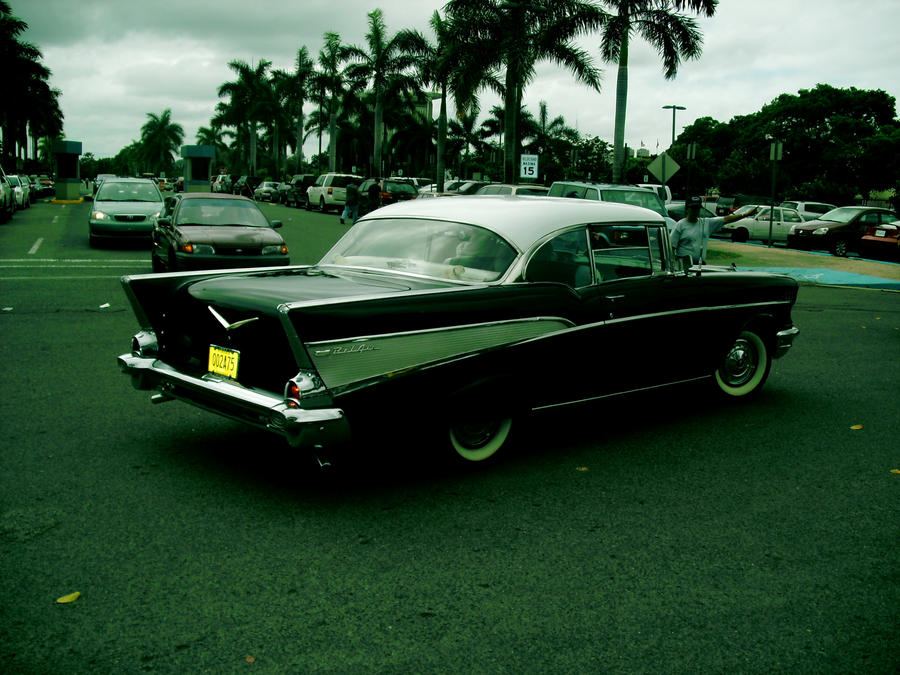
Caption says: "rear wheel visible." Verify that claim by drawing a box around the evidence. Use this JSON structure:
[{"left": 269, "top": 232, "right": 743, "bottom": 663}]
[
  {"left": 731, "top": 228, "right": 749, "bottom": 243},
  {"left": 831, "top": 239, "right": 849, "bottom": 257},
  {"left": 319, "top": 197, "right": 327, "bottom": 213},
  {"left": 448, "top": 417, "right": 513, "bottom": 462},
  {"left": 714, "top": 329, "right": 771, "bottom": 397}
]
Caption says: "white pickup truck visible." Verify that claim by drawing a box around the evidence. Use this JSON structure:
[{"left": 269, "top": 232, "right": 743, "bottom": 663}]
[{"left": 306, "top": 172, "right": 363, "bottom": 212}]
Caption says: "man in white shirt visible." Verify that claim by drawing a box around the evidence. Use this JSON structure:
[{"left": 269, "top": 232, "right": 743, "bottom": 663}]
[{"left": 670, "top": 196, "right": 753, "bottom": 265}]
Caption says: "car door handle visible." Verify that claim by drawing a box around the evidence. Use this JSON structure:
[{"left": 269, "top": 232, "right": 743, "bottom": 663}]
[{"left": 605, "top": 294, "right": 625, "bottom": 300}]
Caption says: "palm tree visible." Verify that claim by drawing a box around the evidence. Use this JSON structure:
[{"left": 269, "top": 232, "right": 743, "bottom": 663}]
[
  {"left": 397, "top": 10, "right": 495, "bottom": 191},
  {"left": 140, "top": 109, "right": 184, "bottom": 175},
  {"left": 316, "top": 32, "right": 349, "bottom": 172},
  {"left": 196, "top": 123, "right": 229, "bottom": 170},
  {"left": 0, "top": 1, "right": 62, "bottom": 166},
  {"left": 281, "top": 46, "right": 315, "bottom": 173},
  {"left": 446, "top": 0, "right": 605, "bottom": 183},
  {"left": 218, "top": 59, "right": 274, "bottom": 175},
  {"left": 343, "top": 9, "right": 420, "bottom": 177},
  {"left": 598, "top": 0, "right": 716, "bottom": 183}
]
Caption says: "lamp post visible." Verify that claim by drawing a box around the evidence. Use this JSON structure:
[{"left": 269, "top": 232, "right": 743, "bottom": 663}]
[{"left": 662, "top": 105, "right": 686, "bottom": 146}]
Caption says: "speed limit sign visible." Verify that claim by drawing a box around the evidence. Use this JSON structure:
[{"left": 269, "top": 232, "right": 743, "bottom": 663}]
[{"left": 519, "top": 154, "right": 538, "bottom": 179}]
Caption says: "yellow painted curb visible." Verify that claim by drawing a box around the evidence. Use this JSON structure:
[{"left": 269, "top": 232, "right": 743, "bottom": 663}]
[{"left": 49, "top": 198, "right": 85, "bottom": 204}]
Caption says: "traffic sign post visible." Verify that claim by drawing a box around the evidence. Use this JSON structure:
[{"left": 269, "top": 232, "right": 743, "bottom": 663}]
[
  {"left": 519, "top": 154, "right": 538, "bottom": 181},
  {"left": 647, "top": 151, "right": 680, "bottom": 184}
]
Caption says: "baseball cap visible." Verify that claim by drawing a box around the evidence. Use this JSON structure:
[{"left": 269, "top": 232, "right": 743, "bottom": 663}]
[{"left": 686, "top": 196, "right": 702, "bottom": 207}]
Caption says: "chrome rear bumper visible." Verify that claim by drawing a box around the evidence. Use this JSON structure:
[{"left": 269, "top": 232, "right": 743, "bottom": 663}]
[{"left": 118, "top": 354, "right": 350, "bottom": 450}]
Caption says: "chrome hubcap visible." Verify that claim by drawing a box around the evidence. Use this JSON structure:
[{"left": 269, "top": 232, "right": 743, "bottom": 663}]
[
  {"left": 452, "top": 421, "right": 501, "bottom": 449},
  {"left": 722, "top": 338, "right": 757, "bottom": 386}
]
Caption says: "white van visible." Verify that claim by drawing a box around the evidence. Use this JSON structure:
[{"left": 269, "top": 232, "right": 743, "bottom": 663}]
[{"left": 638, "top": 183, "right": 672, "bottom": 204}]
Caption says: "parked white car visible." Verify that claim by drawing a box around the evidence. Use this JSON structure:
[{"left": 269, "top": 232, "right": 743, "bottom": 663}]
[
  {"left": 779, "top": 200, "right": 837, "bottom": 221},
  {"left": 721, "top": 205, "right": 804, "bottom": 243},
  {"left": 0, "top": 164, "right": 14, "bottom": 222},
  {"left": 306, "top": 172, "right": 363, "bottom": 212},
  {"left": 7, "top": 174, "right": 31, "bottom": 209}
]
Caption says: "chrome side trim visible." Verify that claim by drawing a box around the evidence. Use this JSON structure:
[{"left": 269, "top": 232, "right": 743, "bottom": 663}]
[
  {"left": 309, "top": 317, "right": 573, "bottom": 389},
  {"left": 531, "top": 376, "right": 710, "bottom": 411}
]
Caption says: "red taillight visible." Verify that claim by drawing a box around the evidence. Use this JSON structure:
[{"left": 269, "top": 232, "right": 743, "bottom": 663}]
[
  {"left": 327, "top": 187, "right": 334, "bottom": 194},
  {"left": 285, "top": 380, "right": 301, "bottom": 406}
]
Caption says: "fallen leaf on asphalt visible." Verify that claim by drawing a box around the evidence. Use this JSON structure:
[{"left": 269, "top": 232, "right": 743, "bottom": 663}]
[
  {"left": 850, "top": 424, "right": 863, "bottom": 430},
  {"left": 55, "top": 591, "right": 80, "bottom": 604},
  {"left": 246, "top": 656, "right": 256, "bottom": 663},
  {"left": 891, "top": 470, "right": 900, "bottom": 475},
  {"left": 576, "top": 467, "right": 588, "bottom": 472}
]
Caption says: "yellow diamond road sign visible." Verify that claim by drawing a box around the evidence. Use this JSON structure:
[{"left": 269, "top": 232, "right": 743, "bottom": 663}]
[{"left": 647, "top": 152, "right": 680, "bottom": 183}]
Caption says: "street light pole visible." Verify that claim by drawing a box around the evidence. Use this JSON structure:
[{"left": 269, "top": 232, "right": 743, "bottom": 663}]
[{"left": 662, "top": 105, "right": 686, "bottom": 146}]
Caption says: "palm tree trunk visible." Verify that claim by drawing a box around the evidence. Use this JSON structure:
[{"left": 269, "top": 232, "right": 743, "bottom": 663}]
[
  {"left": 437, "top": 83, "right": 447, "bottom": 191},
  {"left": 374, "top": 91, "right": 384, "bottom": 177},
  {"left": 503, "top": 66, "right": 519, "bottom": 184},
  {"left": 249, "top": 121, "right": 258, "bottom": 175},
  {"left": 612, "top": 32, "right": 630, "bottom": 184},
  {"left": 296, "top": 111, "right": 304, "bottom": 173},
  {"left": 328, "top": 96, "right": 338, "bottom": 172}
]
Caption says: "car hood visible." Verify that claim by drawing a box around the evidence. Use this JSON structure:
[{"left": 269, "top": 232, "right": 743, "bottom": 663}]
[
  {"left": 178, "top": 225, "right": 284, "bottom": 245},
  {"left": 185, "top": 265, "right": 456, "bottom": 314},
  {"left": 93, "top": 200, "right": 162, "bottom": 216}
]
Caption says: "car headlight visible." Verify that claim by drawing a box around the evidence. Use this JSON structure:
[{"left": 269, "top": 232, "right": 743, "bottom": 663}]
[
  {"left": 262, "top": 244, "right": 288, "bottom": 255},
  {"left": 91, "top": 210, "right": 110, "bottom": 220},
  {"left": 182, "top": 243, "right": 215, "bottom": 254},
  {"left": 812, "top": 227, "right": 830, "bottom": 235}
]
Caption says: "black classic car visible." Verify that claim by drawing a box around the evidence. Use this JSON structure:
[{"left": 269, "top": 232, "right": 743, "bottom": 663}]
[{"left": 119, "top": 196, "right": 800, "bottom": 465}]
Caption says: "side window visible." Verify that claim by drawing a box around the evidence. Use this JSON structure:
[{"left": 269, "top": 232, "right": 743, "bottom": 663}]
[
  {"left": 315, "top": 176, "right": 325, "bottom": 187},
  {"left": 585, "top": 188, "right": 599, "bottom": 200},
  {"left": 497, "top": 186, "right": 512, "bottom": 195},
  {"left": 757, "top": 207, "right": 771, "bottom": 220},
  {"left": 591, "top": 224, "right": 662, "bottom": 282},
  {"left": 525, "top": 229, "right": 592, "bottom": 287},
  {"left": 860, "top": 213, "right": 878, "bottom": 224},
  {"left": 783, "top": 210, "right": 802, "bottom": 223}
]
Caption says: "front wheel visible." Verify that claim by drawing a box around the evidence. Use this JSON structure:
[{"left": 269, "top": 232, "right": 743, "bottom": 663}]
[
  {"left": 714, "top": 329, "right": 771, "bottom": 397},
  {"left": 448, "top": 417, "right": 513, "bottom": 462}
]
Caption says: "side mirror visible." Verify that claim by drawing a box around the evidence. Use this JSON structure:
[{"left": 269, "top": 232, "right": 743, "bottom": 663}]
[
  {"left": 157, "top": 218, "right": 171, "bottom": 228},
  {"left": 271, "top": 220, "right": 283, "bottom": 229}
]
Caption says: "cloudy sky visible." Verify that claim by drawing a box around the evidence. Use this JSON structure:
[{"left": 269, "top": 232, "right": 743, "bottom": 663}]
[{"left": 13, "top": 0, "right": 900, "bottom": 164}]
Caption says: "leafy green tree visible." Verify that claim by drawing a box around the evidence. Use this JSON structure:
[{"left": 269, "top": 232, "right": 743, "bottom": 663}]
[
  {"left": 280, "top": 46, "right": 315, "bottom": 174},
  {"left": 344, "top": 9, "right": 420, "bottom": 177},
  {"left": 140, "top": 109, "right": 184, "bottom": 175},
  {"left": 597, "top": 0, "right": 715, "bottom": 183},
  {"left": 446, "top": 0, "right": 604, "bottom": 183},
  {"left": 196, "top": 123, "right": 229, "bottom": 170},
  {"left": 524, "top": 101, "right": 580, "bottom": 183}
]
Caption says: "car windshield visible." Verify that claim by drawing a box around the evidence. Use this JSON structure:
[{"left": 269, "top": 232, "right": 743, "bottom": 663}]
[
  {"left": 734, "top": 205, "right": 759, "bottom": 216},
  {"left": 175, "top": 198, "right": 271, "bottom": 228},
  {"left": 599, "top": 189, "right": 667, "bottom": 217},
  {"left": 96, "top": 182, "right": 161, "bottom": 202},
  {"left": 261, "top": 182, "right": 278, "bottom": 189},
  {"left": 8, "top": 176, "right": 20, "bottom": 186},
  {"left": 819, "top": 207, "right": 862, "bottom": 223},
  {"left": 320, "top": 218, "right": 517, "bottom": 282}
]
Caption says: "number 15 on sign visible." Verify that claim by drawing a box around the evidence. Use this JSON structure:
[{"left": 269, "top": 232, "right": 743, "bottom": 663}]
[{"left": 520, "top": 154, "right": 538, "bottom": 179}]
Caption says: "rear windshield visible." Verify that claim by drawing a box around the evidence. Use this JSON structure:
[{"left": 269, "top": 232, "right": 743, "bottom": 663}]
[
  {"left": 384, "top": 181, "right": 417, "bottom": 195},
  {"left": 330, "top": 176, "right": 359, "bottom": 188}
]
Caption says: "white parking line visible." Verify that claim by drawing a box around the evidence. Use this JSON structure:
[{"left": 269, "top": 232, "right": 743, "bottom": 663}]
[
  {"left": 27, "top": 238, "right": 44, "bottom": 255},
  {"left": 52, "top": 216, "right": 58, "bottom": 223}
]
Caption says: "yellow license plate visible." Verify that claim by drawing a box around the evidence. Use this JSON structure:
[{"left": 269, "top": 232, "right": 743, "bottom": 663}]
[{"left": 208, "top": 344, "right": 240, "bottom": 379}]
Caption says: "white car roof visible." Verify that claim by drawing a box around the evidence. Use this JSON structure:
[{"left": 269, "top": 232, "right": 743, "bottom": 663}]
[{"left": 358, "top": 195, "right": 665, "bottom": 251}]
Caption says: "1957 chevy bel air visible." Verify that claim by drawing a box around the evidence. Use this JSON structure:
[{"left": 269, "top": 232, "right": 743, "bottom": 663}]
[{"left": 118, "top": 196, "right": 800, "bottom": 464}]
